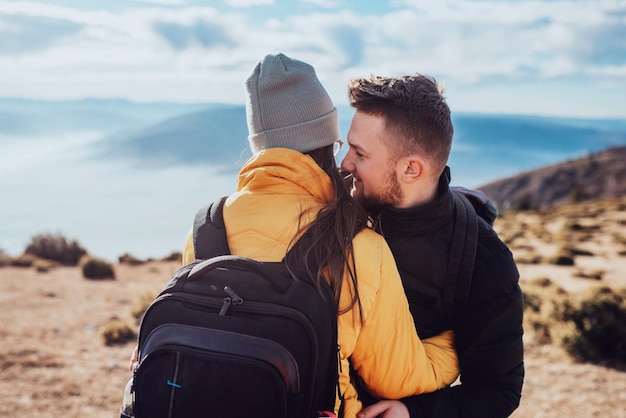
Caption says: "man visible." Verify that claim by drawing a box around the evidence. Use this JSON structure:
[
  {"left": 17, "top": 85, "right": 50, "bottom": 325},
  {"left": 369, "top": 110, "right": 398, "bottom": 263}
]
[{"left": 341, "top": 74, "right": 524, "bottom": 418}]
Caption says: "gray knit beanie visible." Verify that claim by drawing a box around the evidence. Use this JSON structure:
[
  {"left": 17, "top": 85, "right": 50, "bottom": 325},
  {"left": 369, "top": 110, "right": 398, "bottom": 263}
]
[{"left": 244, "top": 53, "right": 340, "bottom": 154}]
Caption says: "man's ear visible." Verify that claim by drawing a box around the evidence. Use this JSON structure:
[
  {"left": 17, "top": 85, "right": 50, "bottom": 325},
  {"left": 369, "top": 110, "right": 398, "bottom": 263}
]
[{"left": 400, "top": 155, "right": 426, "bottom": 183}]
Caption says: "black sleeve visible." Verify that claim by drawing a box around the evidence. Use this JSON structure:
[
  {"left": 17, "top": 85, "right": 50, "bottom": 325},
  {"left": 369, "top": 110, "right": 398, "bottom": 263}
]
[{"left": 401, "top": 244, "right": 525, "bottom": 418}]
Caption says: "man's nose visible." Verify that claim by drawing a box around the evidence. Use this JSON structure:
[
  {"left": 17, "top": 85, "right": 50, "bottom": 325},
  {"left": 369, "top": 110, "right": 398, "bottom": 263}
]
[{"left": 340, "top": 151, "right": 353, "bottom": 172}]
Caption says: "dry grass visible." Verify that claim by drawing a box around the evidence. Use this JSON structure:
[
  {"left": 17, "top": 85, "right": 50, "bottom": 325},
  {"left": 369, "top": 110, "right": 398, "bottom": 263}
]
[
  {"left": 497, "top": 196, "right": 626, "bottom": 417},
  {"left": 0, "top": 261, "right": 178, "bottom": 418},
  {"left": 2, "top": 196, "right": 626, "bottom": 417}
]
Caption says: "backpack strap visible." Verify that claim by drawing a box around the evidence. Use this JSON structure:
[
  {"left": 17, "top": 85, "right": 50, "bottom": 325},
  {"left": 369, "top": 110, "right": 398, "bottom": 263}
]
[
  {"left": 193, "top": 196, "right": 230, "bottom": 260},
  {"left": 443, "top": 191, "right": 479, "bottom": 324},
  {"left": 192, "top": 196, "right": 323, "bottom": 265},
  {"left": 450, "top": 185, "right": 498, "bottom": 226}
]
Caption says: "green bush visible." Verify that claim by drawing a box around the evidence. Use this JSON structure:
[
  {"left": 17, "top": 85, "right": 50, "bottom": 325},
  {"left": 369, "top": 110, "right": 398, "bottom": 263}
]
[
  {"left": 80, "top": 256, "right": 115, "bottom": 280},
  {"left": 24, "top": 233, "right": 87, "bottom": 266}
]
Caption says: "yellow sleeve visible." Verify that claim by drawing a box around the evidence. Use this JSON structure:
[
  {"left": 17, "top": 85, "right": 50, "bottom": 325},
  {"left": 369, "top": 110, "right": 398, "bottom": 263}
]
[
  {"left": 349, "top": 240, "right": 459, "bottom": 399},
  {"left": 422, "top": 330, "right": 459, "bottom": 387}
]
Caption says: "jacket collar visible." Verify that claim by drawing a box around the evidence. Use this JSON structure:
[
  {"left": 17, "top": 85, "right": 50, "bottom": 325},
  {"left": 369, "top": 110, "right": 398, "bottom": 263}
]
[{"left": 379, "top": 167, "right": 453, "bottom": 237}]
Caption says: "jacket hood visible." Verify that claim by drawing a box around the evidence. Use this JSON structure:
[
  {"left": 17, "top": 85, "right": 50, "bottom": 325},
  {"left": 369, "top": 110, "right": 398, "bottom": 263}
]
[{"left": 237, "top": 147, "right": 334, "bottom": 203}]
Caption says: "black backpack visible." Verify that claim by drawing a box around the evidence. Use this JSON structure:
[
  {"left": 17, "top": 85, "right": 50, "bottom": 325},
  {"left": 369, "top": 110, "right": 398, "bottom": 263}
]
[
  {"left": 131, "top": 197, "right": 339, "bottom": 418},
  {"left": 444, "top": 186, "right": 498, "bottom": 322}
]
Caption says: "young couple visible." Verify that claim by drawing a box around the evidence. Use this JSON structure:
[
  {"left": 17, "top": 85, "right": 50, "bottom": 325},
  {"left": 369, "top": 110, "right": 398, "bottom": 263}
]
[{"left": 180, "top": 52, "right": 524, "bottom": 418}]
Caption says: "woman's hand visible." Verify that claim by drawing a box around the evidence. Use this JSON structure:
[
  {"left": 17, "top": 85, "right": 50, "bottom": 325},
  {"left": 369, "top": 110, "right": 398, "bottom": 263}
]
[
  {"left": 357, "top": 400, "right": 409, "bottom": 418},
  {"left": 129, "top": 345, "right": 138, "bottom": 371}
]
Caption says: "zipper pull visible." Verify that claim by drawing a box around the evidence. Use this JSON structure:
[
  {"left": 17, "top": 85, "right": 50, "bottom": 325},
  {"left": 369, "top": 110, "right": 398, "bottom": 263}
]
[
  {"left": 219, "top": 297, "right": 232, "bottom": 316},
  {"left": 224, "top": 286, "right": 244, "bottom": 305},
  {"left": 218, "top": 286, "right": 243, "bottom": 316}
]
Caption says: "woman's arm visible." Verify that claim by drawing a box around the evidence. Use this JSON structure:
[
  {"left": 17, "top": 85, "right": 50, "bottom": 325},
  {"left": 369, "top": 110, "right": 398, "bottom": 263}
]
[{"left": 346, "top": 234, "right": 459, "bottom": 399}]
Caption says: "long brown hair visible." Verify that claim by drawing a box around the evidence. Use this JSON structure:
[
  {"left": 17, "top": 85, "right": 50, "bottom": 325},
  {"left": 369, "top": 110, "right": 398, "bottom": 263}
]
[{"left": 285, "top": 144, "right": 367, "bottom": 320}]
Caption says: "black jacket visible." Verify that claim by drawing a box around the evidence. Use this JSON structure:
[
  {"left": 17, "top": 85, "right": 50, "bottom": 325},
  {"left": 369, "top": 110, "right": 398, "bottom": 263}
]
[{"left": 375, "top": 172, "right": 524, "bottom": 417}]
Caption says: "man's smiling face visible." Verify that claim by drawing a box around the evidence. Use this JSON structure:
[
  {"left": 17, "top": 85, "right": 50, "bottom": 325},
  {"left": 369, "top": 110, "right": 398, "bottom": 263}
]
[{"left": 341, "top": 111, "right": 403, "bottom": 211}]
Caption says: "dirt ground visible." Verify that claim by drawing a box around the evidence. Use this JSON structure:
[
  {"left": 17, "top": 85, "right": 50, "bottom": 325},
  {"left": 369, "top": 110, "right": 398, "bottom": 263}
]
[{"left": 1, "top": 252, "right": 626, "bottom": 417}]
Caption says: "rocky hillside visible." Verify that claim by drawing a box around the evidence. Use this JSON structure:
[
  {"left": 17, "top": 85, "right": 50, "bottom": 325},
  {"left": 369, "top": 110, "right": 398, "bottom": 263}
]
[{"left": 478, "top": 145, "right": 626, "bottom": 210}]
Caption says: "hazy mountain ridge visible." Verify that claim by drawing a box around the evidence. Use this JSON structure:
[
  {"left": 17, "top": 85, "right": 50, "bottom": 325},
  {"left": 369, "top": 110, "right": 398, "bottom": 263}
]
[
  {"left": 2, "top": 98, "right": 626, "bottom": 188},
  {"left": 478, "top": 145, "right": 626, "bottom": 210},
  {"left": 86, "top": 103, "right": 626, "bottom": 186},
  {"left": 0, "top": 98, "right": 210, "bottom": 137},
  {"left": 91, "top": 105, "right": 252, "bottom": 171}
]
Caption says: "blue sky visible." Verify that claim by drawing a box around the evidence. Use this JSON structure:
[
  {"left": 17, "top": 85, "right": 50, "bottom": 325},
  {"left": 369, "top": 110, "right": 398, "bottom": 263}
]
[{"left": 1, "top": 0, "right": 625, "bottom": 118}]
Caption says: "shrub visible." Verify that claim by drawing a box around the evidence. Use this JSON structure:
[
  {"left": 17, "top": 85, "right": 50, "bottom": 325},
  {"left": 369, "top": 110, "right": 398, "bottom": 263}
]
[
  {"left": 32, "top": 258, "right": 58, "bottom": 273},
  {"left": 512, "top": 193, "right": 537, "bottom": 212},
  {"left": 557, "top": 286, "right": 626, "bottom": 365},
  {"left": 161, "top": 251, "right": 182, "bottom": 262},
  {"left": 563, "top": 245, "right": 594, "bottom": 257},
  {"left": 612, "top": 233, "right": 626, "bottom": 246},
  {"left": 11, "top": 253, "right": 39, "bottom": 268},
  {"left": 569, "top": 183, "right": 587, "bottom": 204},
  {"left": 547, "top": 246, "right": 575, "bottom": 266},
  {"left": 100, "top": 320, "right": 136, "bottom": 345},
  {"left": 130, "top": 292, "right": 156, "bottom": 324},
  {"left": 0, "top": 248, "right": 10, "bottom": 267},
  {"left": 573, "top": 269, "right": 605, "bottom": 281},
  {"left": 80, "top": 256, "right": 115, "bottom": 280},
  {"left": 521, "top": 278, "right": 570, "bottom": 344},
  {"left": 118, "top": 253, "right": 145, "bottom": 266},
  {"left": 514, "top": 252, "right": 542, "bottom": 265},
  {"left": 24, "top": 233, "right": 87, "bottom": 266},
  {"left": 523, "top": 278, "right": 626, "bottom": 367},
  {"left": 566, "top": 222, "right": 601, "bottom": 233}
]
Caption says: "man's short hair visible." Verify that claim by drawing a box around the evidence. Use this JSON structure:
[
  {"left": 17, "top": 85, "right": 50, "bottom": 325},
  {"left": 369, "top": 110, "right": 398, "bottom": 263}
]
[{"left": 347, "top": 74, "right": 453, "bottom": 177}]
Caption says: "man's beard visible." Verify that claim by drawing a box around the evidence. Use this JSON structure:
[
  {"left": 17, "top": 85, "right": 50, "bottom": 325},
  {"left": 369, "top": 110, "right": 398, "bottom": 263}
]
[{"left": 353, "top": 169, "right": 402, "bottom": 217}]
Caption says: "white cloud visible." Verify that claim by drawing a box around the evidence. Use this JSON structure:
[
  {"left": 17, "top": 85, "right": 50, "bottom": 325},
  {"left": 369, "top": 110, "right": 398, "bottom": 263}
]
[
  {"left": 224, "top": 0, "right": 274, "bottom": 7},
  {"left": 300, "top": 0, "right": 341, "bottom": 8},
  {"left": 131, "top": 0, "right": 187, "bottom": 4},
  {"left": 0, "top": 0, "right": 624, "bottom": 117}
]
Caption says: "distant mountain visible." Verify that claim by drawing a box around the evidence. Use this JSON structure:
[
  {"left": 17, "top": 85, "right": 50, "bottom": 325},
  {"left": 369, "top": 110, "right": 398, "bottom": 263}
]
[
  {"left": 0, "top": 98, "right": 209, "bottom": 137},
  {"left": 478, "top": 145, "right": 626, "bottom": 210},
  {"left": 90, "top": 104, "right": 356, "bottom": 172},
  {"left": 451, "top": 113, "right": 626, "bottom": 152},
  {"left": 91, "top": 105, "right": 252, "bottom": 172},
  {"left": 447, "top": 113, "right": 626, "bottom": 188},
  {"left": 3, "top": 98, "right": 626, "bottom": 187}
]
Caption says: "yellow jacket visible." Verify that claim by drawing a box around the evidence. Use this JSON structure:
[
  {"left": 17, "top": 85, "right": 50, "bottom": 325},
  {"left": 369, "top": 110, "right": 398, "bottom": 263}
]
[{"left": 182, "top": 148, "right": 459, "bottom": 417}]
